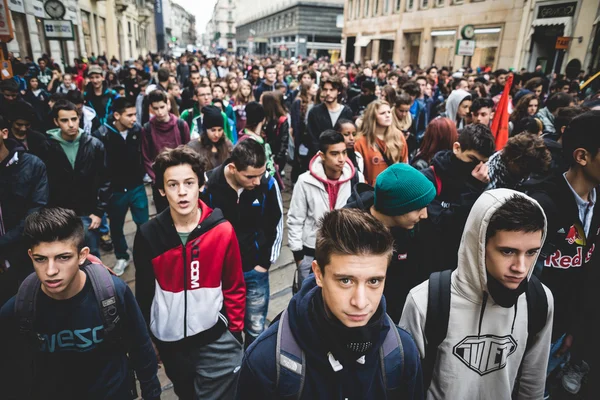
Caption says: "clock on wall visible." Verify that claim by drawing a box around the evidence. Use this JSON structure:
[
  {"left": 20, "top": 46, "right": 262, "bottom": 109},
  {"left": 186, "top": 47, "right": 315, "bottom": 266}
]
[
  {"left": 461, "top": 25, "right": 475, "bottom": 40},
  {"left": 44, "top": 0, "right": 67, "bottom": 19}
]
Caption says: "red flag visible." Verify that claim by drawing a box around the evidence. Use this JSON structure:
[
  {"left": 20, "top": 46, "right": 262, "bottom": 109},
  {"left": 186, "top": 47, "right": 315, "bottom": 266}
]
[{"left": 490, "top": 74, "right": 513, "bottom": 151}]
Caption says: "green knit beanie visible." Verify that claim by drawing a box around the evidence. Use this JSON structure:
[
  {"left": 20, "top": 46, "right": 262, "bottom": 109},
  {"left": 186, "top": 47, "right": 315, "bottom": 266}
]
[{"left": 374, "top": 164, "right": 436, "bottom": 216}]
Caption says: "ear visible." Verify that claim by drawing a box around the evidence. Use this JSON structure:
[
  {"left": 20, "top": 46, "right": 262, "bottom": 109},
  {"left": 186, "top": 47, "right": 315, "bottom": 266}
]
[
  {"left": 0, "top": 128, "right": 8, "bottom": 139},
  {"left": 452, "top": 142, "right": 461, "bottom": 154},
  {"left": 319, "top": 151, "right": 326, "bottom": 161},
  {"left": 312, "top": 260, "right": 324, "bottom": 287},
  {"left": 158, "top": 187, "right": 166, "bottom": 197},
  {"left": 573, "top": 148, "right": 588, "bottom": 166},
  {"left": 78, "top": 247, "right": 90, "bottom": 265}
]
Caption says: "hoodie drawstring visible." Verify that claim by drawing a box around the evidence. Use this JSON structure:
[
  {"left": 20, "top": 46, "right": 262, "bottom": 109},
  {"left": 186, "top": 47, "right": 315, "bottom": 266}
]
[
  {"left": 478, "top": 292, "right": 489, "bottom": 337},
  {"left": 510, "top": 302, "right": 518, "bottom": 335}
]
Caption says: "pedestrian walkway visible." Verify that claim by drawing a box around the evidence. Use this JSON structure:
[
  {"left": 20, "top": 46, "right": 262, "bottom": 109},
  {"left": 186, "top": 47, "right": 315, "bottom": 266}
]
[{"left": 99, "top": 172, "right": 295, "bottom": 399}]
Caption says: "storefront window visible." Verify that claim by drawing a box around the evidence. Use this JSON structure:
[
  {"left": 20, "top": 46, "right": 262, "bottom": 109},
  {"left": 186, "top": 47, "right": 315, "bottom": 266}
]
[{"left": 471, "top": 28, "right": 501, "bottom": 69}]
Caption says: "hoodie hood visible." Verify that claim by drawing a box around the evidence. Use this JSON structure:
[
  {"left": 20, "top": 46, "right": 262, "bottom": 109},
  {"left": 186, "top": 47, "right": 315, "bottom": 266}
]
[
  {"left": 455, "top": 188, "right": 547, "bottom": 303},
  {"left": 47, "top": 128, "right": 84, "bottom": 144},
  {"left": 81, "top": 105, "right": 97, "bottom": 135},
  {"left": 445, "top": 89, "right": 471, "bottom": 123},
  {"left": 308, "top": 153, "right": 355, "bottom": 185},
  {"left": 150, "top": 113, "right": 178, "bottom": 133}
]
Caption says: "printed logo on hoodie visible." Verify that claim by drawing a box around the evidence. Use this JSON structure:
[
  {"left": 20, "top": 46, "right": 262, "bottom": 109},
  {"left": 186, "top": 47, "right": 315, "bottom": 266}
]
[{"left": 453, "top": 334, "right": 517, "bottom": 376}]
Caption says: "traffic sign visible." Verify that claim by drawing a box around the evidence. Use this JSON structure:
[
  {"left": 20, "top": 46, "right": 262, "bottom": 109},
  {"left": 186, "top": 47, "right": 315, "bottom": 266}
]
[
  {"left": 0, "top": 0, "right": 14, "bottom": 42},
  {"left": 555, "top": 36, "right": 570, "bottom": 49},
  {"left": 456, "top": 40, "right": 475, "bottom": 56}
]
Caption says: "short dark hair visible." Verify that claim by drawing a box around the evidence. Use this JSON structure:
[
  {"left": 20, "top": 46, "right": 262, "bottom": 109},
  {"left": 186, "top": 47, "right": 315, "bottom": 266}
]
[
  {"left": 315, "top": 208, "right": 394, "bottom": 273},
  {"left": 451, "top": 78, "right": 467, "bottom": 90},
  {"left": 333, "top": 118, "right": 355, "bottom": 132},
  {"left": 493, "top": 69, "right": 508, "bottom": 78},
  {"left": 457, "top": 124, "right": 496, "bottom": 157},
  {"left": 52, "top": 100, "right": 78, "bottom": 120},
  {"left": 265, "top": 65, "right": 276, "bottom": 73},
  {"left": 395, "top": 92, "right": 412, "bottom": 107},
  {"left": 50, "top": 92, "right": 66, "bottom": 104},
  {"left": 319, "top": 76, "right": 342, "bottom": 92},
  {"left": 298, "top": 70, "right": 317, "bottom": 81},
  {"left": 546, "top": 92, "right": 573, "bottom": 113},
  {"left": 501, "top": 133, "right": 551, "bottom": 177},
  {"left": 486, "top": 195, "right": 545, "bottom": 242},
  {"left": 24, "top": 207, "right": 85, "bottom": 251},
  {"left": 426, "top": 66, "right": 438, "bottom": 74},
  {"left": 153, "top": 145, "right": 206, "bottom": 191},
  {"left": 194, "top": 84, "right": 211, "bottom": 96},
  {"left": 470, "top": 97, "right": 494, "bottom": 115},
  {"left": 148, "top": 90, "right": 168, "bottom": 105},
  {"left": 66, "top": 90, "right": 84, "bottom": 105},
  {"left": 112, "top": 97, "right": 135, "bottom": 114},
  {"left": 231, "top": 139, "right": 266, "bottom": 171},
  {"left": 553, "top": 106, "right": 589, "bottom": 138},
  {"left": 402, "top": 81, "right": 421, "bottom": 97},
  {"left": 157, "top": 68, "right": 170, "bottom": 83},
  {"left": 562, "top": 110, "right": 600, "bottom": 166},
  {"left": 244, "top": 101, "right": 266, "bottom": 129},
  {"left": 0, "top": 115, "right": 9, "bottom": 131},
  {"left": 0, "top": 79, "right": 19, "bottom": 93},
  {"left": 319, "top": 129, "right": 345, "bottom": 153}
]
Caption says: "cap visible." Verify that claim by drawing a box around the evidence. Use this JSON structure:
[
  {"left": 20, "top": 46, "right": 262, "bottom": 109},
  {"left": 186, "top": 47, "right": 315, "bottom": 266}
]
[{"left": 87, "top": 65, "right": 103, "bottom": 76}]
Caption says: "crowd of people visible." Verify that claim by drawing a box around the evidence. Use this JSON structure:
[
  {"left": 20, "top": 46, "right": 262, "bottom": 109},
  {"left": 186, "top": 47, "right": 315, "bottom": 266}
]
[{"left": 0, "top": 50, "right": 599, "bottom": 400}]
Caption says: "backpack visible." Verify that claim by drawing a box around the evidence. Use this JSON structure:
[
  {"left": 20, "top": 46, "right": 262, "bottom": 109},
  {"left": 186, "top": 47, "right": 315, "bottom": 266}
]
[
  {"left": 143, "top": 118, "right": 187, "bottom": 147},
  {"left": 422, "top": 270, "right": 548, "bottom": 388},
  {"left": 275, "top": 308, "right": 405, "bottom": 399},
  {"left": 15, "top": 261, "right": 123, "bottom": 349}
]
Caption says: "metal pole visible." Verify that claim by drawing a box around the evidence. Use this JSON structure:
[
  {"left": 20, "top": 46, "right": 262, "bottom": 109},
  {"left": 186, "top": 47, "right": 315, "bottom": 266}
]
[{"left": 549, "top": 49, "right": 560, "bottom": 88}]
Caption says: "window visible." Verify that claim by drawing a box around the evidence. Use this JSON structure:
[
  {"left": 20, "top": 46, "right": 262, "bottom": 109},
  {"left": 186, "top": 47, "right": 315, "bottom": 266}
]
[
  {"left": 356, "top": 0, "right": 361, "bottom": 18},
  {"left": 384, "top": 0, "right": 390, "bottom": 14},
  {"left": 435, "top": 0, "right": 445, "bottom": 6},
  {"left": 374, "top": 0, "right": 379, "bottom": 16},
  {"left": 452, "top": 0, "right": 464, "bottom": 4},
  {"left": 420, "top": 0, "right": 429, "bottom": 9},
  {"left": 406, "top": 0, "right": 415, "bottom": 11},
  {"left": 348, "top": 0, "right": 353, "bottom": 19},
  {"left": 364, "top": 0, "right": 370, "bottom": 17},
  {"left": 395, "top": 0, "right": 401, "bottom": 12},
  {"left": 228, "top": 11, "right": 233, "bottom": 20}
]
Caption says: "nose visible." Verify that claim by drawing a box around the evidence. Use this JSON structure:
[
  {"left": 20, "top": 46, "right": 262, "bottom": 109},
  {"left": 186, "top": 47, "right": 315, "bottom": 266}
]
[
  {"left": 420, "top": 208, "right": 428, "bottom": 219},
  {"left": 350, "top": 285, "right": 368, "bottom": 310},
  {"left": 177, "top": 183, "right": 187, "bottom": 196},
  {"left": 512, "top": 255, "right": 528, "bottom": 274},
  {"left": 253, "top": 176, "right": 261, "bottom": 186},
  {"left": 46, "top": 260, "right": 59, "bottom": 277}
]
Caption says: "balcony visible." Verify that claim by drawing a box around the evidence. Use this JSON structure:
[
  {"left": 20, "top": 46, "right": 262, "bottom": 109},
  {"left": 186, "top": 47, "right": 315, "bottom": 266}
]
[{"left": 115, "top": 0, "right": 132, "bottom": 13}]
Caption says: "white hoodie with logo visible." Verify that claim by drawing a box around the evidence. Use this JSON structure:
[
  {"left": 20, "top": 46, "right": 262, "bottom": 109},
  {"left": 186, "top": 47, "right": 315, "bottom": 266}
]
[{"left": 400, "top": 189, "right": 554, "bottom": 399}]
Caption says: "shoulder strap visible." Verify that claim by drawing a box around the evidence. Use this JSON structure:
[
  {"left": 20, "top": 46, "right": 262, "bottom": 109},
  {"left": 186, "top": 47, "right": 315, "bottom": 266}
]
[
  {"left": 275, "top": 115, "right": 287, "bottom": 136},
  {"left": 176, "top": 118, "right": 186, "bottom": 143},
  {"left": 424, "top": 269, "right": 452, "bottom": 388},
  {"left": 14, "top": 272, "right": 44, "bottom": 346},
  {"left": 525, "top": 274, "right": 548, "bottom": 352},
  {"left": 83, "top": 263, "right": 121, "bottom": 342},
  {"left": 380, "top": 315, "right": 405, "bottom": 397},
  {"left": 143, "top": 121, "right": 154, "bottom": 149},
  {"left": 373, "top": 141, "right": 392, "bottom": 167},
  {"left": 430, "top": 166, "right": 442, "bottom": 196},
  {"left": 276, "top": 309, "right": 305, "bottom": 400},
  {"left": 350, "top": 170, "right": 359, "bottom": 190}
]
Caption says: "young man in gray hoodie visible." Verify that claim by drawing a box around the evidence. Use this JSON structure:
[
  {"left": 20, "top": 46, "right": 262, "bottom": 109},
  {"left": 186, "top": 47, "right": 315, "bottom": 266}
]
[{"left": 400, "top": 189, "right": 553, "bottom": 399}]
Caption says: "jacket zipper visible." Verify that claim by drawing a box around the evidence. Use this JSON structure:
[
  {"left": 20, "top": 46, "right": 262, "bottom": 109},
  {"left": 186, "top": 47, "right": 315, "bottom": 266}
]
[{"left": 183, "top": 241, "right": 188, "bottom": 338}]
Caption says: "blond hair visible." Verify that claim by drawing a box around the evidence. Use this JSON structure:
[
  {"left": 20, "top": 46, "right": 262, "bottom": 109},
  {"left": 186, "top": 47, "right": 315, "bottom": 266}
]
[{"left": 359, "top": 100, "right": 405, "bottom": 163}]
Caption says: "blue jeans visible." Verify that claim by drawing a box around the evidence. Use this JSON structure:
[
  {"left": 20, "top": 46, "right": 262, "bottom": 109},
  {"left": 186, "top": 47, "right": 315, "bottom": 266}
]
[
  {"left": 99, "top": 214, "right": 109, "bottom": 235},
  {"left": 547, "top": 334, "right": 570, "bottom": 376},
  {"left": 243, "top": 269, "right": 270, "bottom": 344},
  {"left": 108, "top": 184, "right": 149, "bottom": 260},
  {"left": 81, "top": 216, "right": 100, "bottom": 258}
]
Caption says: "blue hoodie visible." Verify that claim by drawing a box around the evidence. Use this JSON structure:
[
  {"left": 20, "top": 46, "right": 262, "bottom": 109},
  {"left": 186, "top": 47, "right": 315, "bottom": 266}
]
[{"left": 237, "top": 276, "right": 424, "bottom": 399}]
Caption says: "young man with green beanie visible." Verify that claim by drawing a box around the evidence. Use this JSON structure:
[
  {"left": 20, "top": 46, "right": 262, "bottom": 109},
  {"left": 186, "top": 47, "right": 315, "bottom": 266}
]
[
  {"left": 180, "top": 84, "right": 235, "bottom": 143},
  {"left": 345, "top": 163, "right": 436, "bottom": 322}
]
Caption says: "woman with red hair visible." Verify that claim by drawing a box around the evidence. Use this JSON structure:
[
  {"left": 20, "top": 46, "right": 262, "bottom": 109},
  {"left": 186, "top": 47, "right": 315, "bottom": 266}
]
[{"left": 410, "top": 117, "right": 458, "bottom": 170}]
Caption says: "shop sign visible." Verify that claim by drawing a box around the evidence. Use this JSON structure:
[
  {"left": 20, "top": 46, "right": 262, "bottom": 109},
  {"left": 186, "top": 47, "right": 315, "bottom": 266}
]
[
  {"left": 456, "top": 39, "right": 475, "bottom": 56},
  {"left": 538, "top": 2, "right": 577, "bottom": 19},
  {"left": 43, "top": 19, "right": 75, "bottom": 40},
  {"left": 0, "top": 0, "right": 14, "bottom": 41},
  {"left": 26, "top": 0, "right": 45, "bottom": 18},
  {"left": 555, "top": 36, "right": 570, "bottom": 49},
  {"left": 7, "top": 0, "right": 24, "bottom": 13}
]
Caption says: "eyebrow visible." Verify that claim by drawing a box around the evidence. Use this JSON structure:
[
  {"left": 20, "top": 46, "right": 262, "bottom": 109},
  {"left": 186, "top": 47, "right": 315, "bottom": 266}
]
[
  {"left": 31, "top": 252, "right": 73, "bottom": 258},
  {"left": 497, "top": 246, "right": 541, "bottom": 252},
  {"left": 332, "top": 273, "right": 386, "bottom": 280}
]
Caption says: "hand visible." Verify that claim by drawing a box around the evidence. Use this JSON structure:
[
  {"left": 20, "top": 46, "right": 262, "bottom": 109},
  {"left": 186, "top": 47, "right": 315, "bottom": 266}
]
[
  {"left": 254, "top": 265, "right": 268, "bottom": 273},
  {"left": 88, "top": 214, "right": 102, "bottom": 230},
  {"left": 555, "top": 334, "right": 573, "bottom": 357},
  {"left": 471, "top": 162, "right": 490, "bottom": 183}
]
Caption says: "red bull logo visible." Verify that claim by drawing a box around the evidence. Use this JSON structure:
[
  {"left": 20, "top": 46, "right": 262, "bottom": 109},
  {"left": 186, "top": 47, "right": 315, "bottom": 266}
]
[{"left": 565, "top": 224, "right": 585, "bottom": 246}]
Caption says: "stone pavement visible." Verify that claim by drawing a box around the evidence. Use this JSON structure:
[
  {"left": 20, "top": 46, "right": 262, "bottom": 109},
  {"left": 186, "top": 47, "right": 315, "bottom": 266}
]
[{"left": 100, "top": 173, "right": 295, "bottom": 399}]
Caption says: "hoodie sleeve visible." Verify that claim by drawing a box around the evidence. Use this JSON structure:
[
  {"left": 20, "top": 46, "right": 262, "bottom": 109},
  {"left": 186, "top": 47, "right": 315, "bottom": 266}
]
[
  {"left": 141, "top": 124, "right": 155, "bottom": 180},
  {"left": 133, "top": 230, "right": 156, "bottom": 329},
  {"left": 287, "top": 176, "right": 308, "bottom": 259},
  {"left": 399, "top": 291, "right": 428, "bottom": 360},
  {"left": 257, "top": 177, "right": 284, "bottom": 270},
  {"left": 516, "top": 287, "right": 554, "bottom": 400},
  {"left": 222, "top": 227, "right": 246, "bottom": 332}
]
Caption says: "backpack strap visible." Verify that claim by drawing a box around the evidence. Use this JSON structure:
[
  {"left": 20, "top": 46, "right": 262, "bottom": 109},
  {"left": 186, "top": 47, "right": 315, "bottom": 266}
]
[
  {"left": 143, "top": 121, "right": 154, "bottom": 150},
  {"left": 14, "top": 272, "right": 44, "bottom": 347},
  {"left": 276, "top": 308, "right": 305, "bottom": 400},
  {"left": 424, "top": 269, "right": 452, "bottom": 388},
  {"left": 430, "top": 166, "right": 442, "bottom": 196},
  {"left": 176, "top": 118, "right": 186, "bottom": 143},
  {"left": 350, "top": 170, "right": 359, "bottom": 190},
  {"left": 380, "top": 315, "right": 405, "bottom": 397},
  {"left": 525, "top": 274, "right": 548, "bottom": 352},
  {"left": 82, "top": 263, "right": 121, "bottom": 343}
]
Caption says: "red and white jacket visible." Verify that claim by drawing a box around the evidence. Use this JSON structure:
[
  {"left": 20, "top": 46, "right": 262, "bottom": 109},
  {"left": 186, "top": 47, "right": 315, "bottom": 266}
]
[{"left": 134, "top": 200, "right": 245, "bottom": 343}]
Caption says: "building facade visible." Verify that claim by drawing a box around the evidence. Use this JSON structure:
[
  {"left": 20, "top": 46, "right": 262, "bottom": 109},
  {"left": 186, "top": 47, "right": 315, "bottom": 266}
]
[
  {"left": 170, "top": 2, "right": 196, "bottom": 47},
  {"left": 342, "top": 0, "right": 599, "bottom": 74},
  {"left": 235, "top": 0, "right": 345, "bottom": 58},
  {"left": 206, "top": 0, "right": 237, "bottom": 53}
]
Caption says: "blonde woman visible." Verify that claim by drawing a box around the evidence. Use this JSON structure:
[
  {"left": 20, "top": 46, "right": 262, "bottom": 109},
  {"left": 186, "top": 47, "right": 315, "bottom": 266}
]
[
  {"left": 232, "top": 79, "right": 255, "bottom": 133},
  {"left": 354, "top": 100, "right": 408, "bottom": 185}
]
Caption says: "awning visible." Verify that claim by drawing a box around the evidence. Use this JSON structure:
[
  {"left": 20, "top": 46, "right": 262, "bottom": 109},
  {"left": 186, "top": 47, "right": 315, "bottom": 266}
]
[
  {"left": 531, "top": 17, "right": 572, "bottom": 37},
  {"left": 355, "top": 33, "right": 395, "bottom": 47}
]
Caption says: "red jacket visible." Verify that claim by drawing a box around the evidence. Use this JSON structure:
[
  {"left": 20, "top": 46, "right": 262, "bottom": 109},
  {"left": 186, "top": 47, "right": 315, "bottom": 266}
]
[{"left": 134, "top": 200, "right": 245, "bottom": 343}]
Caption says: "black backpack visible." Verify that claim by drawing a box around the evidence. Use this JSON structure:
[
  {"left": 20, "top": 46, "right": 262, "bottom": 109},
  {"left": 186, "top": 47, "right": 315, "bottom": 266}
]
[{"left": 422, "top": 270, "right": 548, "bottom": 388}]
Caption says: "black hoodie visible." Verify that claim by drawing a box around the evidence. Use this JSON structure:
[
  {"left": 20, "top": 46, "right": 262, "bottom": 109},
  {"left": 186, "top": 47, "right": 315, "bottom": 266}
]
[{"left": 345, "top": 183, "right": 443, "bottom": 322}]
